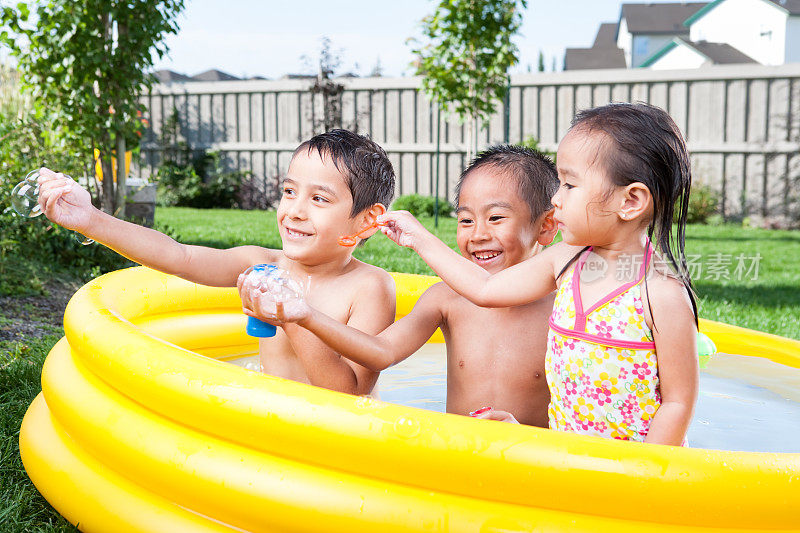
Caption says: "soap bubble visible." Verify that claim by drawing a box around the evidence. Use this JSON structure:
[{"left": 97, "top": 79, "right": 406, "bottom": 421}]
[
  {"left": 11, "top": 170, "right": 42, "bottom": 218},
  {"left": 242, "top": 264, "right": 304, "bottom": 303},
  {"left": 10, "top": 169, "right": 94, "bottom": 245},
  {"left": 241, "top": 264, "right": 305, "bottom": 337}
]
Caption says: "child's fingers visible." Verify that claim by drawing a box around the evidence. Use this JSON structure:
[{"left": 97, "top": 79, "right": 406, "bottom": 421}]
[
  {"left": 252, "top": 291, "right": 277, "bottom": 318},
  {"left": 275, "top": 301, "right": 284, "bottom": 322},
  {"left": 38, "top": 167, "right": 60, "bottom": 181},
  {"left": 37, "top": 168, "right": 69, "bottom": 186},
  {"left": 41, "top": 185, "right": 70, "bottom": 215}
]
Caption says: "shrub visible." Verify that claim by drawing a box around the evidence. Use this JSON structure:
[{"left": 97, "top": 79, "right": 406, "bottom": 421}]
[
  {"left": 391, "top": 194, "right": 453, "bottom": 217},
  {"left": 518, "top": 135, "right": 556, "bottom": 161},
  {"left": 682, "top": 184, "right": 721, "bottom": 224},
  {"left": 237, "top": 174, "right": 282, "bottom": 211},
  {"left": 155, "top": 109, "right": 247, "bottom": 208},
  {"left": 155, "top": 150, "right": 246, "bottom": 209}
]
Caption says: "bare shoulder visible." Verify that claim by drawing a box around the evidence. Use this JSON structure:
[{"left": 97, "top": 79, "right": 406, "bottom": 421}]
[
  {"left": 228, "top": 245, "right": 282, "bottom": 268},
  {"left": 423, "top": 280, "right": 460, "bottom": 306},
  {"left": 642, "top": 271, "right": 695, "bottom": 326},
  {"left": 545, "top": 242, "right": 588, "bottom": 282},
  {"left": 349, "top": 260, "right": 395, "bottom": 298}
]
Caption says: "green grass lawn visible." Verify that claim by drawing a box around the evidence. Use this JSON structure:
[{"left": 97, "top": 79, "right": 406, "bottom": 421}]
[
  {"left": 156, "top": 207, "right": 800, "bottom": 340},
  {"left": 0, "top": 307, "right": 77, "bottom": 531},
  {"left": 1, "top": 206, "right": 798, "bottom": 531}
]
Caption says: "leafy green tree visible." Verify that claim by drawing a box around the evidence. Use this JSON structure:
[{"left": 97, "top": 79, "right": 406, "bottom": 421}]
[
  {"left": 411, "top": 0, "right": 526, "bottom": 161},
  {"left": 1, "top": 0, "right": 185, "bottom": 217},
  {"left": 537, "top": 49, "right": 545, "bottom": 72}
]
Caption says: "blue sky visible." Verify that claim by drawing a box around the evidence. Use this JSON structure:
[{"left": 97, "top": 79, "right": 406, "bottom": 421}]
[{"left": 152, "top": 0, "right": 687, "bottom": 78}]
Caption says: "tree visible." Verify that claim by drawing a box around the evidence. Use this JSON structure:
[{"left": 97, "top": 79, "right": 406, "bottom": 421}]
[
  {"left": 369, "top": 56, "right": 384, "bottom": 78},
  {"left": 1, "top": 0, "right": 185, "bottom": 217},
  {"left": 303, "top": 36, "right": 346, "bottom": 133},
  {"left": 411, "top": 0, "right": 527, "bottom": 161},
  {"left": 537, "top": 49, "right": 545, "bottom": 72}
]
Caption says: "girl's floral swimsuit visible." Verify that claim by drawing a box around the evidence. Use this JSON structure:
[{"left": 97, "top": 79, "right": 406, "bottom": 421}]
[{"left": 546, "top": 245, "right": 659, "bottom": 441}]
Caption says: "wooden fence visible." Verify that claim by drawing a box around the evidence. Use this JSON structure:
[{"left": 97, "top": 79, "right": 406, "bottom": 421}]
[{"left": 139, "top": 63, "right": 800, "bottom": 221}]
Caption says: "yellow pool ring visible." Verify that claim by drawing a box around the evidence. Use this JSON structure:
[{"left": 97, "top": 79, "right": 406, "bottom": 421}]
[{"left": 19, "top": 267, "right": 800, "bottom": 532}]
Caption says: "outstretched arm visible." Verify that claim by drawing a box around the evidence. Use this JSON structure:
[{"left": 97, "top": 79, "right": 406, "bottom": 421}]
[
  {"left": 378, "top": 211, "right": 561, "bottom": 307},
  {"left": 38, "top": 168, "right": 271, "bottom": 286},
  {"left": 296, "top": 283, "right": 445, "bottom": 371}
]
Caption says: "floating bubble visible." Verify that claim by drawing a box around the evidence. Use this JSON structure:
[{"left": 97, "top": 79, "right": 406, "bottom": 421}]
[
  {"left": 10, "top": 169, "right": 94, "bottom": 245},
  {"left": 11, "top": 170, "right": 42, "bottom": 218}
]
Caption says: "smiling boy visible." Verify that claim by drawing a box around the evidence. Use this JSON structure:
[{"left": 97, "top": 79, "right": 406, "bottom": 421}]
[
  {"left": 37, "top": 129, "right": 396, "bottom": 395},
  {"left": 245, "top": 145, "right": 559, "bottom": 426}
]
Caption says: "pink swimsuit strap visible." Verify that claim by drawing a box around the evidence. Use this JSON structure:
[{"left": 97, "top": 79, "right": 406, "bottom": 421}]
[{"left": 553, "top": 243, "right": 655, "bottom": 350}]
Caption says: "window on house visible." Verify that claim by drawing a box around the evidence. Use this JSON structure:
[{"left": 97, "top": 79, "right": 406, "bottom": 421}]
[{"left": 634, "top": 36, "right": 650, "bottom": 57}]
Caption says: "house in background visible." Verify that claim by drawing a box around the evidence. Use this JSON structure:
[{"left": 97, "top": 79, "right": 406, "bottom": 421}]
[
  {"left": 616, "top": 2, "right": 708, "bottom": 67},
  {"left": 564, "top": 2, "right": 709, "bottom": 71},
  {"left": 191, "top": 69, "right": 240, "bottom": 82},
  {"left": 564, "top": 22, "right": 627, "bottom": 70},
  {"left": 152, "top": 68, "right": 241, "bottom": 83},
  {"left": 642, "top": 37, "right": 758, "bottom": 68},
  {"left": 654, "top": 0, "right": 800, "bottom": 67},
  {"left": 573, "top": 0, "right": 800, "bottom": 70},
  {"left": 152, "top": 69, "right": 192, "bottom": 84}
]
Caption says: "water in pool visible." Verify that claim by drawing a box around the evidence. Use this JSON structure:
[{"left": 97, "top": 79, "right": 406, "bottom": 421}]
[{"left": 230, "top": 345, "right": 800, "bottom": 453}]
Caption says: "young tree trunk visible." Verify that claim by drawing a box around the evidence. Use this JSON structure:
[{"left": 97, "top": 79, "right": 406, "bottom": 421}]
[
  {"left": 113, "top": 21, "right": 129, "bottom": 218},
  {"left": 465, "top": 77, "right": 476, "bottom": 164},
  {"left": 98, "top": 12, "right": 116, "bottom": 215},
  {"left": 465, "top": 117, "right": 475, "bottom": 164},
  {"left": 99, "top": 146, "right": 115, "bottom": 215},
  {"left": 114, "top": 134, "right": 127, "bottom": 218}
]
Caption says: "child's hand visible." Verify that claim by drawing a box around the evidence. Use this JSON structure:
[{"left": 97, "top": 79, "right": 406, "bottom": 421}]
[
  {"left": 469, "top": 407, "right": 520, "bottom": 424},
  {"left": 377, "top": 210, "right": 428, "bottom": 250},
  {"left": 37, "top": 167, "right": 93, "bottom": 231},
  {"left": 237, "top": 272, "right": 310, "bottom": 325}
]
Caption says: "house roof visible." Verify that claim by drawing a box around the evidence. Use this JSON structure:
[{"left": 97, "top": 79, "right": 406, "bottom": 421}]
[
  {"left": 687, "top": 40, "right": 759, "bottom": 63},
  {"left": 564, "top": 47, "right": 627, "bottom": 70},
  {"left": 685, "top": 0, "right": 800, "bottom": 26},
  {"left": 769, "top": 0, "right": 800, "bottom": 14},
  {"left": 621, "top": 2, "right": 707, "bottom": 34},
  {"left": 641, "top": 38, "right": 758, "bottom": 67},
  {"left": 152, "top": 69, "right": 192, "bottom": 83},
  {"left": 593, "top": 22, "right": 620, "bottom": 47},
  {"left": 191, "top": 69, "right": 240, "bottom": 82}
]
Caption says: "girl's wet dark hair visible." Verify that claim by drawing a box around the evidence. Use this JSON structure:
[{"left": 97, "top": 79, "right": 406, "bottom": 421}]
[
  {"left": 455, "top": 144, "right": 559, "bottom": 222},
  {"left": 294, "top": 129, "right": 396, "bottom": 217},
  {"left": 561, "top": 102, "right": 698, "bottom": 326}
]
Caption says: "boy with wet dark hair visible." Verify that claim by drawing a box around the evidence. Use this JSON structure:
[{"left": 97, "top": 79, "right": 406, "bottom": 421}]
[
  {"left": 455, "top": 143, "right": 557, "bottom": 233},
  {"left": 245, "top": 144, "right": 560, "bottom": 426},
  {"left": 37, "top": 129, "right": 397, "bottom": 395},
  {"left": 297, "top": 129, "right": 395, "bottom": 218}
]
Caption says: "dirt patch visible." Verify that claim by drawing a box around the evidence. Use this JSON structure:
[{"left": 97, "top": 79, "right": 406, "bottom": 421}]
[{"left": 0, "top": 279, "right": 82, "bottom": 341}]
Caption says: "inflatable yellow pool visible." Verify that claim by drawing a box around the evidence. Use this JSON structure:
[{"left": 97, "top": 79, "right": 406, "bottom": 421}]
[{"left": 19, "top": 267, "right": 800, "bottom": 532}]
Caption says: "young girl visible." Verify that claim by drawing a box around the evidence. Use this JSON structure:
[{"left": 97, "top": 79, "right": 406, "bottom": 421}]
[{"left": 378, "top": 103, "right": 699, "bottom": 445}]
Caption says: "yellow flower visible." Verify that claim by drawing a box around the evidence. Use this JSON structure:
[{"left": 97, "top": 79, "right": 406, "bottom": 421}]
[
  {"left": 573, "top": 397, "right": 595, "bottom": 420},
  {"left": 639, "top": 398, "right": 660, "bottom": 421},
  {"left": 593, "top": 372, "right": 619, "bottom": 394}
]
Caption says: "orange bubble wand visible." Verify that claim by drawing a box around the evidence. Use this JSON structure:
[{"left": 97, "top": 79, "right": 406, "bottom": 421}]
[{"left": 337, "top": 220, "right": 386, "bottom": 247}]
